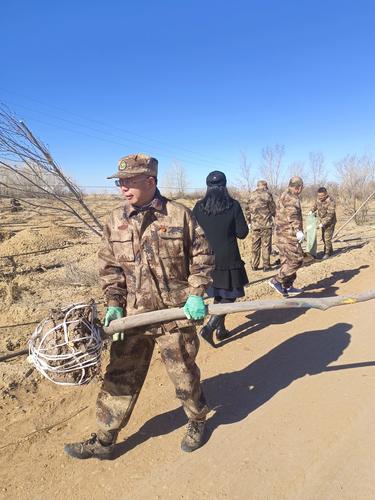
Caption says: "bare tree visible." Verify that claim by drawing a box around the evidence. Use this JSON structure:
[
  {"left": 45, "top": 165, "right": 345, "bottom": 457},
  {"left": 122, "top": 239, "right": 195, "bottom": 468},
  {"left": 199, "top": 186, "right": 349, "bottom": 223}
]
[
  {"left": 236, "top": 150, "right": 254, "bottom": 195},
  {"left": 309, "top": 151, "right": 326, "bottom": 187},
  {"left": 161, "top": 160, "right": 189, "bottom": 197},
  {"left": 260, "top": 144, "right": 285, "bottom": 192},
  {"left": 336, "top": 154, "right": 375, "bottom": 224},
  {"left": 0, "top": 105, "right": 102, "bottom": 236},
  {"left": 288, "top": 161, "right": 306, "bottom": 181}
]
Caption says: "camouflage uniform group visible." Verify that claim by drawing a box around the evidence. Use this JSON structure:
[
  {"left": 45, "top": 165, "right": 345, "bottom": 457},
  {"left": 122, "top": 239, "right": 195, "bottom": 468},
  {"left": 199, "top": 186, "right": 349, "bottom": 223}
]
[{"left": 64, "top": 154, "right": 337, "bottom": 460}]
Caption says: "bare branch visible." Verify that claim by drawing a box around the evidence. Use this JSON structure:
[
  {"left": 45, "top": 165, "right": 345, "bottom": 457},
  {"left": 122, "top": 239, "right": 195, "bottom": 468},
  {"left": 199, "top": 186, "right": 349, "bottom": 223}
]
[
  {"left": 335, "top": 154, "right": 375, "bottom": 224},
  {"left": 260, "top": 145, "right": 285, "bottom": 193},
  {"left": 236, "top": 151, "right": 253, "bottom": 195},
  {"left": 162, "top": 160, "right": 189, "bottom": 197},
  {"left": 288, "top": 161, "right": 306, "bottom": 181},
  {"left": 0, "top": 105, "right": 103, "bottom": 236},
  {"left": 3, "top": 290, "right": 374, "bottom": 362},
  {"left": 308, "top": 151, "right": 326, "bottom": 187}
]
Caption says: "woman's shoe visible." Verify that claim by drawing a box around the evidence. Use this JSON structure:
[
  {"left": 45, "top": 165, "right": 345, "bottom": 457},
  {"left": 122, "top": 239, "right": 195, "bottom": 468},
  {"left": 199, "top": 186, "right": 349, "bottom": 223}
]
[
  {"left": 200, "top": 315, "right": 221, "bottom": 347},
  {"left": 215, "top": 315, "right": 231, "bottom": 341}
]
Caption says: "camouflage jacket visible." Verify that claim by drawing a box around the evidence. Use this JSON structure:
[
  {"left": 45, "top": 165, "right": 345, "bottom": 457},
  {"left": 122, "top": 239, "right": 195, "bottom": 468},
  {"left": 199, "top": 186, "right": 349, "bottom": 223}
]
[
  {"left": 245, "top": 189, "right": 276, "bottom": 229},
  {"left": 275, "top": 188, "right": 303, "bottom": 240},
  {"left": 98, "top": 191, "right": 214, "bottom": 319},
  {"left": 311, "top": 195, "right": 337, "bottom": 227}
]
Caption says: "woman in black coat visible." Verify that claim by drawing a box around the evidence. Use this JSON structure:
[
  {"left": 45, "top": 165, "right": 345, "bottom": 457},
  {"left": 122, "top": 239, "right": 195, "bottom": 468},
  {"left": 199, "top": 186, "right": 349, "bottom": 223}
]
[{"left": 192, "top": 171, "right": 249, "bottom": 345}]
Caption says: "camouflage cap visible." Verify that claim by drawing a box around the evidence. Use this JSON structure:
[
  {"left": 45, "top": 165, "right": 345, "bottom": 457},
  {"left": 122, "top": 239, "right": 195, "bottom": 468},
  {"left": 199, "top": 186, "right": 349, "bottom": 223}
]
[
  {"left": 289, "top": 176, "right": 304, "bottom": 188},
  {"left": 107, "top": 153, "right": 158, "bottom": 179}
]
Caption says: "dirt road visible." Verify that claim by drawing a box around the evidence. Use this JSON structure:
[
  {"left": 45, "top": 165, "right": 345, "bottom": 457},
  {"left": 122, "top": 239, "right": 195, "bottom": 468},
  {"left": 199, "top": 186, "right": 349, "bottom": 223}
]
[{"left": 1, "top": 243, "right": 375, "bottom": 499}]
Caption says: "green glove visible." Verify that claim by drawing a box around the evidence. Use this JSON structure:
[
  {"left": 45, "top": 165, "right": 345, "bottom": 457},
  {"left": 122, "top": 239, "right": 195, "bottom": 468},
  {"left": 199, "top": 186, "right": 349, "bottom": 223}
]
[
  {"left": 183, "top": 295, "right": 207, "bottom": 320},
  {"left": 104, "top": 306, "right": 124, "bottom": 341}
]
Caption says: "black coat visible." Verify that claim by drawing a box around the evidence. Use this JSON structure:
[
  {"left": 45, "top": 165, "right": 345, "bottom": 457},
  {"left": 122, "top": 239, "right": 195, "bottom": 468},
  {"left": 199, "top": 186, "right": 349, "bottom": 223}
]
[{"left": 192, "top": 200, "right": 249, "bottom": 289}]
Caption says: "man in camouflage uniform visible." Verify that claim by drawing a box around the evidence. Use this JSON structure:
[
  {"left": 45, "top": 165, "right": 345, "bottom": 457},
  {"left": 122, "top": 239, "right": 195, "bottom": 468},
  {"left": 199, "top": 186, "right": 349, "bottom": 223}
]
[
  {"left": 64, "top": 154, "right": 214, "bottom": 460},
  {"left": 310, "top": 187, "right": 337, "bottom": 260},
  {"left": 245, "top": 180, "right": 276, "bottom": 271},
  {"left": 269, "top": 176, "right": 305, "bottom": 297}
]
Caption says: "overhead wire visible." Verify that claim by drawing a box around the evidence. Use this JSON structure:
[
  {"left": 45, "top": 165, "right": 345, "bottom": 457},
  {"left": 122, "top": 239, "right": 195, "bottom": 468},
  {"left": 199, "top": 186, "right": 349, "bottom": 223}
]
[
  {"left": 0, "top": 88, "right": 235, "bottom": 170},
  {"left": 2, "top": 108, "right": 232, "bottom": 172}
]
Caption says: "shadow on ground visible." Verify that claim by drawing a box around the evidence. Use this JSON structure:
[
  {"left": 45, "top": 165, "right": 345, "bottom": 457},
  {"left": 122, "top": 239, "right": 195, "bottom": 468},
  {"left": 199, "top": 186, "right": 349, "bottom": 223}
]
[
  {"left": 113, "top": 322, "right": 354, "bottom": 458},
  {"left": 224, "top": 264, "right": 369, "bottom": 345},
  {"left": 221, "top": 307, "right": 309, "bottom": 346},
  {"left": 303, "top": 264, "right": 369, "bottom": 295}
]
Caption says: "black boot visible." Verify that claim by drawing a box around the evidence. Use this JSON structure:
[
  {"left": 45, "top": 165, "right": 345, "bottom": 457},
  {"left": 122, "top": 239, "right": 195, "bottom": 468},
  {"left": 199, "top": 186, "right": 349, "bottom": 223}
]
[
  {"left": 216, "top": 315, "right": 230, "bottom": 341},
  {"left": 200, "top": 315, "right": 221, "bottom": 347}
]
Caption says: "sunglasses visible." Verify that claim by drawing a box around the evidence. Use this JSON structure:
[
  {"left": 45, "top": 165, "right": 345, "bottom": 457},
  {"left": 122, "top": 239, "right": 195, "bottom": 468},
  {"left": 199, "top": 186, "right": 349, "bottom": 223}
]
[{"left": 115, "top": 176, "right": 148, "bottom": 188}]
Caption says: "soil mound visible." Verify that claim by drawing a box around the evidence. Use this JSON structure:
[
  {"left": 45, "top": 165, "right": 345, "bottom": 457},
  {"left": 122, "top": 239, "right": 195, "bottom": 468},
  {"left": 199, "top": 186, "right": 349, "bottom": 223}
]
[{"left": 0, "top": 227, "right": 84, "bottom": 257}]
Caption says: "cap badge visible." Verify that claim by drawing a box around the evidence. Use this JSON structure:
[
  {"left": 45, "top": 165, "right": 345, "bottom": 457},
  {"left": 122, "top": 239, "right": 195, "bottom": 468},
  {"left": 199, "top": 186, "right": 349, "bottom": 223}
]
[{"left": 119, "top": 160, "right": 127, "bottom": 171}]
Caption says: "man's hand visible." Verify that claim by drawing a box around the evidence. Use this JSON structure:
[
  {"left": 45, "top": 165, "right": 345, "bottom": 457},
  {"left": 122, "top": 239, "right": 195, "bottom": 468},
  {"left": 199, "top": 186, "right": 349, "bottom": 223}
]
[
  {"left": 104, "top": 306, "right": 125, "bottom": 341},
  {"left": 183, "top": 295, "right": 207, "bottom": 320},
  {"left": 296, "top": 230, "right": 305, "bottom": 243}
]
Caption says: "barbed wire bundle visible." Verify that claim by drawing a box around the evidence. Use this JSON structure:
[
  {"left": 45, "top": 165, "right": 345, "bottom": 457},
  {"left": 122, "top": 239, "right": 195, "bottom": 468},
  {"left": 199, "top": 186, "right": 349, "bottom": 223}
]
[{"left": 29, "top": 301, "right": 102, "bottom": 386}]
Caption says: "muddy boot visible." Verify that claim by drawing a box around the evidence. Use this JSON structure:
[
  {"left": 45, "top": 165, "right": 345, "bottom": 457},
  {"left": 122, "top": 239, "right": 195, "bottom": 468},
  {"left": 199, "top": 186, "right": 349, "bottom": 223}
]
[
  {"left": 64, "top": 432, "right": 115, "bottom": 460},
  {"left": 215, "top": 315, "right": 230, "bottom": 341},
  {"left": 181, "top": 420, "right": 206, "bottom": 452},
  {"left": 200, "top": 315, "right": 221, "bottom": 347}
]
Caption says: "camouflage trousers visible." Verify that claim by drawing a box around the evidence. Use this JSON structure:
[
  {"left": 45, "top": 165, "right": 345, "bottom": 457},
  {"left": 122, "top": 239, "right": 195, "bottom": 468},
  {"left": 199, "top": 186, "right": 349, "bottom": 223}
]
[
  {"left": 96, "top": 325, "right": 209, "bottom": 441},
  {"left": 251, "top": 228, "right": 272, "bottom": 268},
  {"left": 274, "top": 240, "right": 304, "bottom": 288},
  {"left": 322, "top": 223, "right": 335, "bottom": 255}
]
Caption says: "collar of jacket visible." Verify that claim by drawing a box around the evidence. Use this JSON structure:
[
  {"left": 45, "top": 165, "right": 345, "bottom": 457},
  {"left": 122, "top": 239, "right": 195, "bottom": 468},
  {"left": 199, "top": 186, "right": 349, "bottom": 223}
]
[{"left": 124, "top": 189, "right": 167, "bottom": 218}]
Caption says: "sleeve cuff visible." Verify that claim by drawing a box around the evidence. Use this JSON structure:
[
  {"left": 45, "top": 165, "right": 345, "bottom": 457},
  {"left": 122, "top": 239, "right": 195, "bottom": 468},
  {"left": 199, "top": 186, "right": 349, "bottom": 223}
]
[
  {"left": 105, "top": 295, "right": 126, "bottom": 307},
  {"left": 188, "top": 285, "right": 206, "bottom": 298}
]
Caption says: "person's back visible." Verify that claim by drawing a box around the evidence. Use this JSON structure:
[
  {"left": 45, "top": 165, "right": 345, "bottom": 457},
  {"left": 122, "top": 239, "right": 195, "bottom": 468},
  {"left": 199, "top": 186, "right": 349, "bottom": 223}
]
[
  {"left": 246, "top": 188, "right": 275, "bottom": 230},
  {"left": 245, "top": 180, "right": 276, "bottom": 271},
  {"left": 192, "top": 170, "right": 248, "bottom": 345},
  {"left": 193, "top": 199, "right": 247, "bottom": 269},
  {"left": 275, "top": 188, "right": 303, "bottom": 236}
]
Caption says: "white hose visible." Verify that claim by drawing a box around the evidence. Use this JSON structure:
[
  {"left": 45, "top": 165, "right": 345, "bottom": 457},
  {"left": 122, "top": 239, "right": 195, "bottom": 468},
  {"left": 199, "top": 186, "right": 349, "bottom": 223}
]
[{"left": 29, "top": 303, "right": 102, "bottom": 386}]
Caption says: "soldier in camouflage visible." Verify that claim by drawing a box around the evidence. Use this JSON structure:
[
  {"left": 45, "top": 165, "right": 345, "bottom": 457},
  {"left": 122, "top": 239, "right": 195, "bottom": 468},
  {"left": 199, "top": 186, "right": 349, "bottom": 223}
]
[
  {"left": 269, "top": 176, "right": 305, "bottom": 297},
  {"left": 245, "top": 180, "right": 276, "bottom": 271},
  {"left": 310, "top": 187, "right": 337, "bottom": 260},
  {"left": 64, "top": 154, "right": 214, "bottom": 460}
]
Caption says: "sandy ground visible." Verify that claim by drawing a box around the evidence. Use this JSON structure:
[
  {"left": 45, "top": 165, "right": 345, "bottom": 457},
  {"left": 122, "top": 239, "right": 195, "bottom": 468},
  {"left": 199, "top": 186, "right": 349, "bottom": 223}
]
[{"left": 1, "top": 197, "right": 375, "bottom": 499}]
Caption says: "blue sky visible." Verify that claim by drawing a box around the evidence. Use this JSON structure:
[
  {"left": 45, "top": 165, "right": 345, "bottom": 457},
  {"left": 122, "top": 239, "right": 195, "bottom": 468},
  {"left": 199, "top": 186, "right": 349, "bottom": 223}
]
[{"left": 1, "top": 0, "right": 375, "bottom": 191}]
